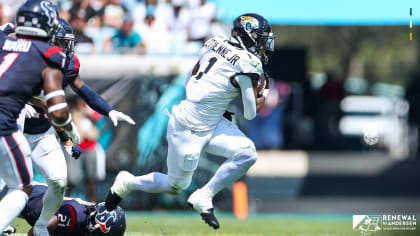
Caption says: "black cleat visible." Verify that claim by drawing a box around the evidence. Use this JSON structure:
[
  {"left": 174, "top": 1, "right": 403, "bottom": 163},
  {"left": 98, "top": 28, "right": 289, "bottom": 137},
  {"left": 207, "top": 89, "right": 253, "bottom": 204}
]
[
  {"left": 3, "top": 225, "right": 16, "bottom": 235},
  {"left": 188, "top": 203, "right": 220, "bottom": 229},
  {"left": 200, "top": 208, "right": 220, "bottom": 229},
  {"left": 104, "top": 190, "right": 122, "bottom": 211}
]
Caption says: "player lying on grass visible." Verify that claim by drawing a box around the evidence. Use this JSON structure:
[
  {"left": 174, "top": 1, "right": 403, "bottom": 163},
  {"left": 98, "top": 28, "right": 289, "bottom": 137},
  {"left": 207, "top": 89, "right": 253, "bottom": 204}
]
[
  {"left": 105, "top": 13, "right": 273, "bottom": 230},
  {"left": 2, "top": 183, "right": 126, "bottom": 236}
]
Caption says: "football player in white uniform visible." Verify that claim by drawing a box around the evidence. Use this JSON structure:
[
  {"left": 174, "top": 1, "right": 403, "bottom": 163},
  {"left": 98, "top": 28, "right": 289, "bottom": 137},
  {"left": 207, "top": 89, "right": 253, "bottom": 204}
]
[{"left": 104, "top": 13, "right": 274, "bottom": 229}]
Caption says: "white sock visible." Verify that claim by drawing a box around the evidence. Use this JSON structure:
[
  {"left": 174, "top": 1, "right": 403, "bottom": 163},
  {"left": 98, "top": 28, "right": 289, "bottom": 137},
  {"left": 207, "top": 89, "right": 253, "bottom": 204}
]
[
  {"left": 35, "top": 183, "right": 64, "bottom": 226},
  {"left": 0, "top": 189, "right": 29, "bottom": 232},
  {"left": 207, "top": 150, "right": 257, "bottom": 195},
  {"left": 130, "top": 172, "right": 174, "bottom": 193}
]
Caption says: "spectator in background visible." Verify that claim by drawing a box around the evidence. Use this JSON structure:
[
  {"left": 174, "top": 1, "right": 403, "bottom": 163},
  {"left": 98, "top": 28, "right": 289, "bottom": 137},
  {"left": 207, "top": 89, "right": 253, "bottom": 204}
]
[
  {"left": 71, "top": 13, "right": 96, "bottom": 54},
  {"left": 70, "top": 0, "right": 97, "bottom": 22},
  {"left": 166, "top": 0, "right": 201, "bottom": 55},
  {"left": 100, "top": 0, "right": 126, "bottom": 29},
  {"left": 136, "top": 1, "right": 170, "bottom": 55},
  {"left": 165, "top": 0, "right": 190, "bottom": 52},
  {"left": 187, "top": 0, "right": 216, "bottom": 43},
  {"left": 319, "top": 72, "right": 346, "bottom": 104},
  {"left": 316, "top": 72, "right": 346, "bottom": 149},
  {"left": 0, "top": 3, "right": 12, "bottom": 25},
  {"left": 166, "top": 0, "right": 189, "bottom": 32},
  {"left": 103, "top": 16, "right": 145, "bottom": 54},
  {"left": 0, "top": 4, "right": 5, "bottom": 25},
  {"left": 66, "top": 97, "right": 103, "bottom": 202},
  {"left": 121, "top": 0, "right": 138, "bottom": 14}
]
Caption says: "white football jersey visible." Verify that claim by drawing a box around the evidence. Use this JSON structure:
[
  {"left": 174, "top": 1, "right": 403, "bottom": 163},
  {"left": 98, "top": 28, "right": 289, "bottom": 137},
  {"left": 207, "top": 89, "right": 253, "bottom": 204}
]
[{"left": 172, "top": 36, "right": 263, "bottom": 131}]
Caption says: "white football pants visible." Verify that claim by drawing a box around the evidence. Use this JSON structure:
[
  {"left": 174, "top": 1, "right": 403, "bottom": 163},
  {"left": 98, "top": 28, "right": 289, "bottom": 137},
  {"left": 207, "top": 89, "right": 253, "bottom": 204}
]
[
  {"left": 0, "top": 130, "right": 32, "bottom": 232},
  {"left": 166, "top": 114, "right": 257, "bottom": 193},
  {"left": 24, "top": 127, "right": 67, "bottom": 226}
]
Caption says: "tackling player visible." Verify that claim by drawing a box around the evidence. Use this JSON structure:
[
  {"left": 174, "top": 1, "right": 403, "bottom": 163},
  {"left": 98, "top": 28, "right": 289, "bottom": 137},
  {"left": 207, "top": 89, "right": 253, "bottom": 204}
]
[
  {"left": 105, "top": 13, "right": 274, "bottom": 229},
  {"left": 1, "top": 9, "right": 135, "bottom": 236},
  {"left": 0, "top": 0, "right": 78, "bottom": 233},
  {"left": 10, "top": 16, "right": 135, "bottom": 236}
]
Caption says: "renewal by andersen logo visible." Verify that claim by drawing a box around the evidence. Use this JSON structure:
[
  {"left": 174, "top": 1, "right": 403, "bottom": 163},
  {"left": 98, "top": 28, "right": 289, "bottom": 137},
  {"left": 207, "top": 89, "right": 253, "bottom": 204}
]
[{"left": 353, "top": 215, "right": 417, "bottom": 236}]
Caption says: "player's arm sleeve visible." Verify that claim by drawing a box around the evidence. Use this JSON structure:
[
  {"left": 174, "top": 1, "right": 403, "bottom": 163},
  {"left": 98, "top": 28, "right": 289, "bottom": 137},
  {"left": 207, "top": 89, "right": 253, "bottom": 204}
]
[
  {"left": 234, "top": 74, "right": 257, "bottom": 120},
  {"left": 72, "top": 79, "right": 112, "bottom": 116}
]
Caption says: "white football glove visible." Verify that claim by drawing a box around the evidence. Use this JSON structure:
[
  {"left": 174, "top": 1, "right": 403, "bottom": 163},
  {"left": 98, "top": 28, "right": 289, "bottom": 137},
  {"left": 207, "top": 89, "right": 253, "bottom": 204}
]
[
  {"left": 108, "top": 110, "right": 135, "bottom": 127},
  {"left": 24, "top": 104, "right": 37, "bottom": 119},
  {"left": 63, "top": 145, "right": 72, "bottom": 158},
  {"left": 64, "top": 122, "right": 81, "bottom": 145}
]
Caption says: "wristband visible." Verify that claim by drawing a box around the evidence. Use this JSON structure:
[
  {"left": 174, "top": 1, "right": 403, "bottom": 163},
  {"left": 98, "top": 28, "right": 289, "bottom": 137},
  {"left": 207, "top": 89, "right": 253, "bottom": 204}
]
[{"left": 51, "top": 113, "right": 72, "bottom": 127}]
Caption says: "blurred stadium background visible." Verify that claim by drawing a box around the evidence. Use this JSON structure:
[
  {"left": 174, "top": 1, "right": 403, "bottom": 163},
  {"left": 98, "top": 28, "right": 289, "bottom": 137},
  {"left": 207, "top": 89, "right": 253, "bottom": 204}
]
[{"left": 2, "top": 0, "right": 420, "bottom": 235}]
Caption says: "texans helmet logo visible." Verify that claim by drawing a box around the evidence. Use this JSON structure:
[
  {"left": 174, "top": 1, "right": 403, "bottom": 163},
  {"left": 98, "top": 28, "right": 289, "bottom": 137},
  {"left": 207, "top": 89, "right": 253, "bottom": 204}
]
[
  {"left": 40, "top": 0, "right": 57, "bottom": 27},
  {"left": 95, "top": 210, "right": 117, "bottom": 233}
]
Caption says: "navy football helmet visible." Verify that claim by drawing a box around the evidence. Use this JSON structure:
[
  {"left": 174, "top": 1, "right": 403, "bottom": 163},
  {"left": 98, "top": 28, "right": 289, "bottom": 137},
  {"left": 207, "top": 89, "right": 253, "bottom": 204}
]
[
  {"left": 87, "top": 203, "right": 126, "bottom": 236},
  {"left": 15, "top": 0, "right": 59, "bottom": 41},
  {"left": 55, "top": 18, "right": 75, "bottom": 53},
  {"left": 231, "top": 13, "right": 275, "bottom": 64}
]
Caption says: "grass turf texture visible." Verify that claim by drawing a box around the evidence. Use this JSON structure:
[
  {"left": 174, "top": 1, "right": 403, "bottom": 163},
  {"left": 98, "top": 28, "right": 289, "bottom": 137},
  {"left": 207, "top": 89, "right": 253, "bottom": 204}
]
[{"left": 11, "top": 212, "right": 420, "bottom": 236}]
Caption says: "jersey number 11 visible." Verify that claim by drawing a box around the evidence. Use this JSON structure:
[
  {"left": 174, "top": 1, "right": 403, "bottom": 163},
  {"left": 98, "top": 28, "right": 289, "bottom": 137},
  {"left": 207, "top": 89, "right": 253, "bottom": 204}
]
[{"left": 195, "top": 57, "right": 217, "bottom": 80}]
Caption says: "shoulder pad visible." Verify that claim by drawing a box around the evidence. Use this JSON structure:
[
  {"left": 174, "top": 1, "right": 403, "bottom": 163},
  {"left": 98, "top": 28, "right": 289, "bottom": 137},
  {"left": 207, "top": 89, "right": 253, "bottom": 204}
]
[
  {"left": 204, "top": 36, "right": 227, "bottom": 47},
  {"left": 236, "top": 52, "right": 263, "bottom": 79},
  {"left": 34, "top": 42, "right": 66, "bottom": 70}
]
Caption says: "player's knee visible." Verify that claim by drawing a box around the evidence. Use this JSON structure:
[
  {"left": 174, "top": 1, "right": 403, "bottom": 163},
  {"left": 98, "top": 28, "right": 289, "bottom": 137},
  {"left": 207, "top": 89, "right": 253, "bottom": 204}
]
[
  {"left": 237, "top": 139, "right": 257, "bottom": 166},
  {"left": 47, "top": 175, "right": 67, "bottom": 194},
  {"left": 23, "top": 185, "right": 33, "bottom": 196},
  {"left": 235, "top": 142, "right": 257, "bottom": 168},
  {"left": 168, "top": 178, "right": 191, "bottom": 194},
  {"left": 239, "top": 149, "right": 257, "bottom": 167}
]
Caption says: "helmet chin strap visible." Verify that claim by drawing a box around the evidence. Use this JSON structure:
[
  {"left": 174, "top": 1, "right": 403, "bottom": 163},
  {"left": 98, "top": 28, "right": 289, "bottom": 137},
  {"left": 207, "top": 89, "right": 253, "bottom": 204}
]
[
  {"left": 232, "top": 35, "right": 263, "bottom": 62},
  {"left": 233, "top": 36, "right": 249, "bottom": 52}
]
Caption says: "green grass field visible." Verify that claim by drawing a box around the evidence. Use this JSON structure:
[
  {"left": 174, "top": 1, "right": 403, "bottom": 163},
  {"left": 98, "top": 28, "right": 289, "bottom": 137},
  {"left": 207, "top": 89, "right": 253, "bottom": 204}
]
[{"left": 12, "top": 211, "right": 420, "bottom": 236}]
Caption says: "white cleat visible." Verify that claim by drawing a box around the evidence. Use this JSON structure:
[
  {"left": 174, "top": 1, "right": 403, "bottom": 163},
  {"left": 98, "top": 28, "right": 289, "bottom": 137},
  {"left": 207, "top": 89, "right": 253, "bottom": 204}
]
[
  {"left": 33, "top": 224, "right": 49, "bottom": 236},
  {"left": 187, "top": 187, "right": 219, "bottom": 229},
  {"left": 105, "top": 171, "right": 134, "bottom": 211},
  {"left": 187, "top": 187, "right": 214, "bottom": 213},
  {"left": 110, "top": 170, "right": 134, "bottom": 198}
]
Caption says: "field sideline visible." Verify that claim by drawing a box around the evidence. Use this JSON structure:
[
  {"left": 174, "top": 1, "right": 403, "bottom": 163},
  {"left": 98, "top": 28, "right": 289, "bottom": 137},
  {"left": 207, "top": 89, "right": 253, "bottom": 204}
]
[{"left": 11, "top": 211, "right": 420, "bottom": 236}]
